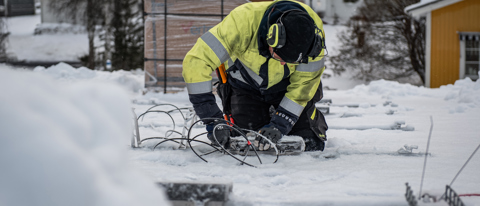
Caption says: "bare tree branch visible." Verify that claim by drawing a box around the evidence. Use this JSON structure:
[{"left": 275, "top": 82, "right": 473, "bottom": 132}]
[
  {"left": 49, "top": 0, "right": 113, "bottom": 69},
  {"left": 329, "top": 0, "right": 425, "bottom": 84}
]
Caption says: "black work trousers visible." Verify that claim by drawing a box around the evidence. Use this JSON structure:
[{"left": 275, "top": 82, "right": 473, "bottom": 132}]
[{"left": 227, "top": 83, "right": 328, "bottom": 151}]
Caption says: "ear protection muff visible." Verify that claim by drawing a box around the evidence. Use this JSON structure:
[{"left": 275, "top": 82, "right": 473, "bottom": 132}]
[
  {"left": 305, "top": 27, "right": 326, "bottom": 61},
  {"left": 266, "top": 7, "right": 327, "bottom": 62},
  {"left": 267, "top": 23, "right": 286, "bottom": 48},
  {"left": 266, "top": 8, "right": 302, "bottom": 49}
]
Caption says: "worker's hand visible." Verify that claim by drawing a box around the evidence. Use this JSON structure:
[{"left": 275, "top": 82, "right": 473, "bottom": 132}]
[
  {"left": 254, "top": 125, "right": 282, "bottom": 151},
  {"left": 206, "top": 120, "right": 230, "bottom": 147}
]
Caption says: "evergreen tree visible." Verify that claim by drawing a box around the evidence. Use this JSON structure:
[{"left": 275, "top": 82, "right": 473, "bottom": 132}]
[
  {"left": 109, "top": 0, "right": 144, "bottom": 71},
  {"left": 0, "top": 17, "right": 8, "bottom": 62},
  {"left": 49, "top": 0, "right": 144, "bottom": 71},
  {"left": 329, "top": 0, "right": 425, "bottom": 84}
]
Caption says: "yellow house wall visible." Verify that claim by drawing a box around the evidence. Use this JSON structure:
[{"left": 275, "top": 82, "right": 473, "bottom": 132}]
[{"left": 430, "top": 0, "right": 480, "bottom": 88}]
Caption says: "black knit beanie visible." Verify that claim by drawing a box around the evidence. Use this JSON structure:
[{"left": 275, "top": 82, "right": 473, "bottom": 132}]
[{"left": 275, "top": 11, "right": 315, "bottom": 63}]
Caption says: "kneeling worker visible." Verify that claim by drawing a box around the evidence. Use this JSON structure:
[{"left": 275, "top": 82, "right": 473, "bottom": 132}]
[{"left": 182, "top": 0, "right": 328, "bottom": 151}]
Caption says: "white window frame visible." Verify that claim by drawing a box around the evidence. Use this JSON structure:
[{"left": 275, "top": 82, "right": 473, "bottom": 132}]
[{"left": 459, "top": 32, "right": 480, "bottom": 81}]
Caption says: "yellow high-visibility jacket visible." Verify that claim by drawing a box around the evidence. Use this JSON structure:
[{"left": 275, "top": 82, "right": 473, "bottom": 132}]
[{"left": 183, "top": 0, "right": 325, "bottom": 134}]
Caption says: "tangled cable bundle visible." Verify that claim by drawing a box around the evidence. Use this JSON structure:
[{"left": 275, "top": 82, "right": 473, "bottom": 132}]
[{"left": 134, "top": 104, "right": 280, "bottom": 168}]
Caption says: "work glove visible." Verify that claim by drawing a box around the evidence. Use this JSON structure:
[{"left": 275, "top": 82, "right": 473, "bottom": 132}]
[
  {"left": 206, "top": 120, "right": 230, "bottom": 147},
  {"left": 254, "top": 124, "right": 283, "bottom": 151}
]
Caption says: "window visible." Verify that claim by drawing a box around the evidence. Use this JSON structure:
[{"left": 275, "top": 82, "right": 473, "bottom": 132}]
[
  {"left": 465, "top": 39, "right": 479, "bottom": 80},
  {"left": 459, "top": 32, "right": 480, "bottom": 81}
]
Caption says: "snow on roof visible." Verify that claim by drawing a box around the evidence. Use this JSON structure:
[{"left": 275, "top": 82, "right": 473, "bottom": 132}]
[
  {"left": 405, "top": 0, "right": 439, "bottom": 13},
  {"left": 405, "top": 0, "right": 463, "bottom": 17}
]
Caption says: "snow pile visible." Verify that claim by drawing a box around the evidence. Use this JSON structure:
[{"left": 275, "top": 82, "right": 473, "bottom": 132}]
[
  {"left": 349, "top": 77, "right": 480, "bottom": 105},
  {"left": 349, "top": 79, "right": 427, "bottom": 97},
  {"left": 34, "top": 23, "right": 86, "bottom": 35},
  {"left": 444, "top": 76, "right": 480, "bottom": 104},
  {"left": 0, "top": 67, "right": 169, "bottom": 206},
  {"left": 34, "top": 63, "right": 145, "bottom": 94},
  {"left": 443, "top": 75, "right": 480, "bottom": 113}
]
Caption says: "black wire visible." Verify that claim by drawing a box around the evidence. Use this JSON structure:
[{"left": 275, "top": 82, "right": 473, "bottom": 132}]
[
  {"left": 206, "top": 119, "right": 262, "bottom": 164},
  {"left": 449, "top": 143, "right": 480, "bottom": 186},
  {"left": 221, "top": 125, "right": 263, "bottom": 164},
  {"left": 186, "top": 118, "right": 230, "bottom": 162},
  {"left": 137, "top": 105, "right": 194, "bottom": 139},
  {"left": 138, "top": 104, "right": 191, "bottom": 131},
  {"left": 165, "top": 130, "right": 182, "bottom": 138},
  {"left": 187, "top": 117, "right": 283, "bottom": 166},
  {"left": 134, "top": 107, "right": 220, "bottom": 159},
  {"left": 138, "top": 110, "right": 177, "bottom": 134},
  {"left": 419, "top": 116, "right": 434, "bottom": 199},
  {"left": 191, "top": 132, "right": 208, "bottom": 140},
  {"left": 211, "top": 123, "right": 260, "bottom": 167},
  {"left": 145, "top": 103, "right": 188, "bottom": 120},
  {"left": 145, "top": 135, "right": 221, "bottom": 157},
  {"left": 187, "top": 117, "right": 260, "bottom": 167},
  {"left": 439, "top": 142, "right": 480, "bottom": 200},
  {"left": 136, "top": 107, "right": 281, "bottom": 167},
  {"left": 183, "top": 132, "right": 208, "bottom": 149},
  {"left": 139, "top": 133, "right": 206, "bottom": 147},
  {"left": 186, "top": 120, "right": 209, "bottom": 162},
  {"left": 167, "top": 108, "right": 191, "bottom": 118},
  {"left": 164, "top": 130, "right": 187, "bottom": 147},
  {"left": 200, "top": 149, "right": 222, "bottom": 157},
  {"left": 139, "top": 137, "right": 182, "bottom": 145},
  {"left": 153, "top": 138, "right": 223, "bottom": 153},
  {"left": 210, "top": 120, "right": 263, "bottom": 164},
  {"left": 138, "top": 110, "right": 175, "bottom": 124},
  {"left": 242, "top": 129, "right": 280, "bottom": 163},
  {"left": 240, "top": 146, "right": 251, "bottom": 166}
]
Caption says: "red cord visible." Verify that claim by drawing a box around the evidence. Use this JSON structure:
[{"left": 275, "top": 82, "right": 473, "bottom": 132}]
[
  {"left": 224, "top": 115, "right": 235, "bottom": 126},
  {"left": 458, "top": 194, "right": 480, "bottom": 197}
]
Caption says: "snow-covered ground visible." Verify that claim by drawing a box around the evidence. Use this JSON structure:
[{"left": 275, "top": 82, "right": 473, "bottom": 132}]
[
  {"left": 132, "top": 75, "right": 480, "bottom": 205},
  {"left": 6, "top": 14, "right": 88, "bottom": 61},
  {"left": 0, "top": 65, "right": 170, "bottom": 206},
  {"left": 2, "top": 9, "right": 480, "bottom": 206},
  {"left": 1, "top": 63, "right": 479, "bottom": 206}
]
